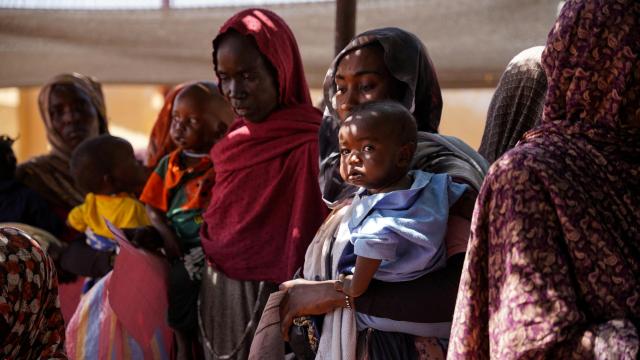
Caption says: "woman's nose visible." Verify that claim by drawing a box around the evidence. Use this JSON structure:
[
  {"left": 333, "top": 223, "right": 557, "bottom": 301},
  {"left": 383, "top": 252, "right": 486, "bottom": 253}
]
[
  {"left": 60, "top": 106, "right": 80, "bottom": 124},
  {"left": 228, "top": 79, "right": 246, "bottom": 99},
  {"left": 340, "top": 88, "right": 359, "bottom": 112}
]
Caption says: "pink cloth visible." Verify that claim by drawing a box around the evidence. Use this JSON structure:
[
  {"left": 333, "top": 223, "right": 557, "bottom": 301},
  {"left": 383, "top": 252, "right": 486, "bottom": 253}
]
[
  {"left": 65, "top": 222, "right": 173, "bottom": 359},
  {"left": 108, "top": 224, "right": 171, "bottom": 345}
]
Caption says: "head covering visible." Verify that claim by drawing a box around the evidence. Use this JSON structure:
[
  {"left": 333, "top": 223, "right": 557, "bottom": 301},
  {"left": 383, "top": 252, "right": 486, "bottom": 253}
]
[
  {"left": 449, "top": 1, "right": 640, "bottom": 358},
  {"left": 145, "top": 83, "right": 186, "bottom": 169},
  {"left": 145, "top": 81, "right": 220, "bottom": 169},
  {"left": 38, "top": 72, "right": 109, "bottom": 160},
  {"left": 319, "top": 28, "right": 487, "bottom": 203},
  {"left": 201, "top": 9, "right": 328, "bottom": 283},
  {"left": 323, "top": 27, "right": 443, "bottom": 133},
  {"left": 0, "top": 226, "right": 66, "bottom": 359},
  {"left": 213, "top": 8, "right": 311, "bottom": 106},
  {"left": 16, "top": 73, "right": 109, "bottom": 211},
  {"left": 478, "top": 46, "right": 547, "bottom": 164}
]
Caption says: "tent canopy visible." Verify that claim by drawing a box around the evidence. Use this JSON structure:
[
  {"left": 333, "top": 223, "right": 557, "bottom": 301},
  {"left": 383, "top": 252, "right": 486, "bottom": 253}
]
[{"left": 0, "top": 0, "right": 559, "bottom": 88}]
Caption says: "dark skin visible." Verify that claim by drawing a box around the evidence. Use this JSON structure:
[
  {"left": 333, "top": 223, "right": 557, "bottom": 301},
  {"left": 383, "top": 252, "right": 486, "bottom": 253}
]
[
  {"left": 334, "top": 44, "right": 402, "bottom": 121},
  {"left": 215, "top": 31, "right": 279, "bottom": 124},
  {"left": 279, "top": 44, "right": 472, "bottom": 339},
  {"left": 336, "top": 113, "right": 415, "bottom": 297},
  {"left": 145, "top": 85, "right": 232, "bottom": 260},
  {"left": 144, "top": 86, "right": 232, "bottom": 360},
  {"left": 49, "top": 84, "right": 100, "bottom": 151},
  {"left": 71, "top": 140, "right": 147, "bottom": 197}
]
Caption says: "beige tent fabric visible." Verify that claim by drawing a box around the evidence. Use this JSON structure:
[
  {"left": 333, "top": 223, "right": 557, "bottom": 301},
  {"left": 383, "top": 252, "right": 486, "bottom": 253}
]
[{"left": 0, "top": 0, "right": 558, "bottom": 88}]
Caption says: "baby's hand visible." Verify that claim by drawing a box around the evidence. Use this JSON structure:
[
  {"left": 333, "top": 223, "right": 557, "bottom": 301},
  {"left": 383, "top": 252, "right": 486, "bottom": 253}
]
[{"left": 335, "top": 274, "right": 354, "bottom": 296}]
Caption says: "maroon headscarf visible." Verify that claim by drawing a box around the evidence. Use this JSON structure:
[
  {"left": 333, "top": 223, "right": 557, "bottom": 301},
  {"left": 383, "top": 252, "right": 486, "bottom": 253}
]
[
  {"left": 212, "top": 8, "right": 311, "bottom": 107},
  {"left": 201, "top": 9, "right": 328, "bottom": 283},
  {"left": 450, "top": 0, "right": 640, "bottom": 358}
]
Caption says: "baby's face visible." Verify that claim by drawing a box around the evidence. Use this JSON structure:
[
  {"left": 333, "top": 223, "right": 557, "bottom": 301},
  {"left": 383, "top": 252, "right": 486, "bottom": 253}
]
[
  {"left": 170, "top": 90, "right": 229, "bottom": 153},
  {"left": 338, "top": 115, "right": 405, "bottom": 193}
]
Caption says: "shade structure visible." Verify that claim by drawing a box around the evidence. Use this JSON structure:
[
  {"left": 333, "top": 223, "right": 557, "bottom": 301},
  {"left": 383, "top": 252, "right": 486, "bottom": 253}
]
[{"left": 0, "top": 0, "right": 559, "bottom": 88}]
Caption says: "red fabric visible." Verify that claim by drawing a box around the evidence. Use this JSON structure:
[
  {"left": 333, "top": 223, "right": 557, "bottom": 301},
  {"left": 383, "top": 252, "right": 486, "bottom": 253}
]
[
  {"left": 145, "top": 83, "right": 187, "bottom": 169},
  {"left": 201, "top": 105, "right": 328, "bottom": 283},
  {"left": 201, "top": 8, "right": 327, "bottom": 283},
  {"left": 214, "top": 8, "right": 311, "bottom": 107}
]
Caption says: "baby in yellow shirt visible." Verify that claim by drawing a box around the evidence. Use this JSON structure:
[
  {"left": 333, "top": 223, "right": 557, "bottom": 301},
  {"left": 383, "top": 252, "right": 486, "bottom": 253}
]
[{"left": 67, "top": 135, "right": 150, "bottom": 273}]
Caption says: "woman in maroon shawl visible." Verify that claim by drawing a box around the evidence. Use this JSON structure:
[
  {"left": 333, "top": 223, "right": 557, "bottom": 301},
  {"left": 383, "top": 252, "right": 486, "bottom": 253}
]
[
  {"left": 449, "top": 0, "right": 640, "bottom": 358},
  {"left": 198, "top": 9, "right": 328, "bottom": 359}
]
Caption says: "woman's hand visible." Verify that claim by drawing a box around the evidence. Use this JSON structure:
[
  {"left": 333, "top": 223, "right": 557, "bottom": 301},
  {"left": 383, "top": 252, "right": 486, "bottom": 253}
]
[{"left": 278, "top": 279, "right": 345, "bottom": 341}]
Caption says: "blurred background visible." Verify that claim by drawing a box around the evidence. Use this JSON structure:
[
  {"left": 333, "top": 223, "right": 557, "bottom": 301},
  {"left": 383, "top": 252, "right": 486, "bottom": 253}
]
[{"left": 0, "top": 0, "right": 559, "bottom": 162}]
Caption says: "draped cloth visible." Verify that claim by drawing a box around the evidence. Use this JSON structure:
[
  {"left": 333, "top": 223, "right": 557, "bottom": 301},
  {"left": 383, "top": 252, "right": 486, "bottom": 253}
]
[
  {"left": 319, "top": 27, "right": 443, "bottom": 160},
  {"left": 145, "top": 83, "right": 186, "bottom": 169},
  {"left": 318, "top": 27, "right": 488, "bottom": 203},
  {"left": 449, "top": 0, "right": 640, "bottom": 358},
  {"left": 65, "top": 223, "right": 172, "bottom": 360},
  {"left": 16, "top": 73, "right": 109, "bottom": 211},
  {"left": 201, "top": 8, "right": 328, "bottom": 284},
  {"left": 0, "top": 226, "right": 67, "bottom": 360},
  {"left": 478, "top": 46, "right": 547, "bottom": 164}
]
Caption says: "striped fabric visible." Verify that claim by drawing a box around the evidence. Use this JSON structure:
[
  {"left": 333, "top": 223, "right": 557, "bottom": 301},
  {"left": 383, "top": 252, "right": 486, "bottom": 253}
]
[{"left": 65, "top": 222, "right": 173, "bottom": 359}]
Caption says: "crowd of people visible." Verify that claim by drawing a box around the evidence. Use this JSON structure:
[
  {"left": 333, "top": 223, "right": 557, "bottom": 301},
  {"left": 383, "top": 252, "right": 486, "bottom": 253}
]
[{"left": 0, "top": 0, "right": 638, "bottom": 358}]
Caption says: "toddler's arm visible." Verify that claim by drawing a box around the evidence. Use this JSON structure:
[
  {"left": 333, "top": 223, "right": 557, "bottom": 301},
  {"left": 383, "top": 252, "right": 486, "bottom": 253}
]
[
  {"left": 337, "top": 256, "right": 382, "bottom": 298},
  {"left": 145, "top": 204, "right": 182, "bottom": 260},
  {"left": 67, "top": 203, "right": 87, "bottom": 232}
]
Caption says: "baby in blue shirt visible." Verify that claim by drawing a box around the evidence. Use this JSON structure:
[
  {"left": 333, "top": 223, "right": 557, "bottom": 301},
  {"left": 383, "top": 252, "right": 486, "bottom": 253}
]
[{"left": 335, "top": 100, "right": 467, "bottom": 336}]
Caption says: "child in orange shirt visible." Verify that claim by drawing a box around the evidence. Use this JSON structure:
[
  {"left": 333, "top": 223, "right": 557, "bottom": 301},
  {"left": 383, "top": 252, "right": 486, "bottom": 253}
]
[{"left": 140, "top": 82, "right": 233, "bottom": 358}]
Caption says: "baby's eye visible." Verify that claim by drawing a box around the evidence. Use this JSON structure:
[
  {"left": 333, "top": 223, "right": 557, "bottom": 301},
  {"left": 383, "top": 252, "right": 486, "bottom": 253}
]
[
  {"left": 340, "top": 148, "right": 351, "bottom": 156},
  {"left": 189, "top": 118, "right": 199, "bottom": 126},
  {"left": 335, "top": 85, "right": 346, "bottom": 94},
  {"left": 242, "top": 72, "right": 255, "bottom": 81},
  {"left": 363, "top": 145, "right": 374, "bottom": 152}
]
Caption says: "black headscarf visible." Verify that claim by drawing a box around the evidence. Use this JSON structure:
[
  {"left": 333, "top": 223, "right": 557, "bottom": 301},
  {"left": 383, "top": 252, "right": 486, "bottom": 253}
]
[
  {"left": 319, "top": 28, "right": 488, "bottom": 203},
  {"left": 319, "top": 28, "right": 442, "bottom": 159},
  {"left": 478, "top": 46, "right": 547, "bottom": 164}
]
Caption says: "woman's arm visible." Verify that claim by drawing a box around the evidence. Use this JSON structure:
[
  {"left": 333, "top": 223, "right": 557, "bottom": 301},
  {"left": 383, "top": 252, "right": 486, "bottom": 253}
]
[
  {"left": 354, "top": 253, "right": 464, "bottom": 323},
  {"left": 278, "top": 279, "right": 347, "bottom": 341}
]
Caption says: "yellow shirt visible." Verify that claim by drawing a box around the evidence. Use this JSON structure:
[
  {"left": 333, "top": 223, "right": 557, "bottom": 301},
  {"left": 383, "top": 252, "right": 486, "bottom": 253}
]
[{"left": 67, "top": 193, "right": 150, "bottom": 239}]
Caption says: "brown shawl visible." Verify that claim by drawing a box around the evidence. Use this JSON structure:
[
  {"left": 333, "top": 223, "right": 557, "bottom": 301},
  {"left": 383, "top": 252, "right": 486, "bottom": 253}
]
[
  {"left": 449, "top": 0, "right": 640, "bottom": 358},
  {"left": 16, "top": 73, "right": 109, "bottom": 211}
]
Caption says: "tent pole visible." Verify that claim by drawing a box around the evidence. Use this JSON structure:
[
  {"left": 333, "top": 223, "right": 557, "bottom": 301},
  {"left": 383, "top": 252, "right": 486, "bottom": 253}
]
[{"left": 335, "top": 0, "right": 356, "bottom": 56}]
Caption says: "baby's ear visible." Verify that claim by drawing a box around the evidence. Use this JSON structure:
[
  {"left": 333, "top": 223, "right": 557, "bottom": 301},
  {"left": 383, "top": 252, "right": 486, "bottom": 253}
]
[
  {"left": 397, "top": 142, "right": 416, "bottom": 167},
  {"left": 212, "top": 121, "right": 229, "bottom": 141}
]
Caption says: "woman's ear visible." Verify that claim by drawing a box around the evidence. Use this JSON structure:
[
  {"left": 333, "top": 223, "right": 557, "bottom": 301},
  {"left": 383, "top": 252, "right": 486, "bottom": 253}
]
[{"left": 397, "top": 142, "right": 416, "bottom": 167}]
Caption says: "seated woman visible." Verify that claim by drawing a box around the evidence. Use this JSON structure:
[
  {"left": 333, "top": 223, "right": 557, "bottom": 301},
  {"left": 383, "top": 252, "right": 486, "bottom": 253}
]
[
  {"left": 449, "top": 0, "right": 640, "bottom": 358},
  {"left": 274, "top": 28, "right": 488, "bottom": 359},
  {"left": 15, "top": 72, "right": 110, "bottom": 322},
  {"left": 478, "top": 46, "right": 547, "bottom": 164},
  {"left": 198, "top": 9, "right": 328, "bottom": 359}
]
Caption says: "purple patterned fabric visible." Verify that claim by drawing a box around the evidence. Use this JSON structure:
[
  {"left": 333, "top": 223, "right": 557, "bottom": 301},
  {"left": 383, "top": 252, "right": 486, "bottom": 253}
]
[{"left": 449, "top": 0, "right": 640, "bottom": 358}]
